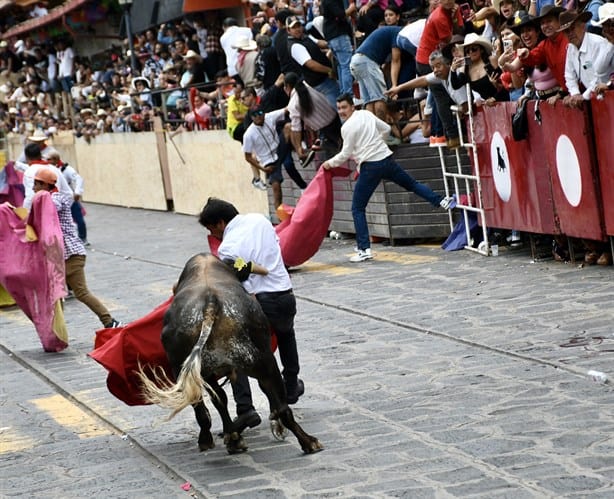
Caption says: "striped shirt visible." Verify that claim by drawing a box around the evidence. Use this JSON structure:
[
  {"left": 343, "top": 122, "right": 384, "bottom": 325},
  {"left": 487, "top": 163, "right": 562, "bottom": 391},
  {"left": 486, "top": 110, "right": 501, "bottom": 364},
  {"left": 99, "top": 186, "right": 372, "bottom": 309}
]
[
  {"left": 51, "top": 191, "right": 86, "bottom": 258},
  {"left": 287, "top": 83, "right": 337, "bottom": 133}
]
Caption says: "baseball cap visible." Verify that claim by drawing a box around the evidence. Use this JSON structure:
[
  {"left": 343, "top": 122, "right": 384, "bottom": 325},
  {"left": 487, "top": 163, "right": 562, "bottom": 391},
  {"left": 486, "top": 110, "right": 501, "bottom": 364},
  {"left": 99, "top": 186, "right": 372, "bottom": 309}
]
[{"left": 286, "top": 16, "right": 303, "bottom": 29}]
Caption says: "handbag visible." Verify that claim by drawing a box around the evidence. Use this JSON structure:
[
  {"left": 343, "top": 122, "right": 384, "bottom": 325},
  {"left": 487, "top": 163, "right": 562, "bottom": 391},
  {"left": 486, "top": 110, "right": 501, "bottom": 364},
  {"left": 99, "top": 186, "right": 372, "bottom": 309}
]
[{"left": 512, "top": 99, "right": 529, "bottom": 141}]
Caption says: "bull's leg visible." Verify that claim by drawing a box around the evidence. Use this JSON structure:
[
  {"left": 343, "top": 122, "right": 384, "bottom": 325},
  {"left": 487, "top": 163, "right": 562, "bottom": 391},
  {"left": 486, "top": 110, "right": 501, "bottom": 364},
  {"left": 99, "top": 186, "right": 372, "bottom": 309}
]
[
  {"left": 193, "top": 401, "right": 215, "bottom": 452},
  {"left": 253, "top": 356, "right": 323, "bottom": 454},
  {"left": 204, "top": 376, "right": 248, "bottom": 454}
]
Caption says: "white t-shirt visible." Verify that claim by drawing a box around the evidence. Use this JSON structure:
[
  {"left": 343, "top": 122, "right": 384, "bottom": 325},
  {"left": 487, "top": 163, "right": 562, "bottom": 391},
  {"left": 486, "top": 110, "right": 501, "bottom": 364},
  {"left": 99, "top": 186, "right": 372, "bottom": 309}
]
[
  {"left": 57, "top": 46, "right": 74, "bottom": 78},
  {"left": 23, "top": 163, "right": 74, "bottom": 210},
  {"left": 242, "top": 108, "right": 286, "bottom": 166},
  {"left": 217, "top": 213, "right": 292, "bottom": 294}
]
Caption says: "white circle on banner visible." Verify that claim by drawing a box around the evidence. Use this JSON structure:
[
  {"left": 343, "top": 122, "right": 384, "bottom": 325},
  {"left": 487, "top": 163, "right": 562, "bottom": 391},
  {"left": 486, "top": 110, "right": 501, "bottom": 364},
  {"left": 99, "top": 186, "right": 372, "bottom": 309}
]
[
  {"left": 490, "top": 131, "right": 511, "bottom": 202},
  {"left": 555, "top": 135, "right": 582, "bottom": 207}
]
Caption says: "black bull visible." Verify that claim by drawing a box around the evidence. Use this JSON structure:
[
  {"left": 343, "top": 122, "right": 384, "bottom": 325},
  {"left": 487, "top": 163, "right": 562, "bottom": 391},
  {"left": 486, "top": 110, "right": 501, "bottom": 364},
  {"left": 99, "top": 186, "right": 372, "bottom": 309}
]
[{"left": 138, "top": 253, "right": 322, "bottom": 454}]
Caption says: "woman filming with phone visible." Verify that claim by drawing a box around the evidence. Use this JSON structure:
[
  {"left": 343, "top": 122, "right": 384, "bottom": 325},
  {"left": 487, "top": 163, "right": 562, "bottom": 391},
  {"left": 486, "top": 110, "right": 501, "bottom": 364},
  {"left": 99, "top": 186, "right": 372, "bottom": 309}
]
[{"left": 449, "top": 32, "right": 509, "bottom": 105}]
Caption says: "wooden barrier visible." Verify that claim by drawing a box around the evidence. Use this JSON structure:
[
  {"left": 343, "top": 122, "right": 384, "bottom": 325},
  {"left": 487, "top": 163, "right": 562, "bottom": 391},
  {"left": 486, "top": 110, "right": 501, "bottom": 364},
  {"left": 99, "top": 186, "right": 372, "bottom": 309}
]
[
  {"left": 276, "top": 143, "right": 468, "bottom": 244},
  {"left": 7, "top": 129, "right": 268, "bottom": 216}
]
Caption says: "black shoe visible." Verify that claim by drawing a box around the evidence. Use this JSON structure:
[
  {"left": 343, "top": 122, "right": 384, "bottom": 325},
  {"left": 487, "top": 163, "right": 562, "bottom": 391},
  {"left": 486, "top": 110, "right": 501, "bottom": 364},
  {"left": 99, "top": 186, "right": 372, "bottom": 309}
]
[
  {"left": 300, "top": 149, "right": 316, "bottom": 168},
  {"left": 286, "top": 379, "right": 305, "bottom": 405},
  {"left": 233, "top": 409, "right": 261, "bottom": 433},
  {"left": 104, "top": 319, "right": 123, "bottom": 328}
]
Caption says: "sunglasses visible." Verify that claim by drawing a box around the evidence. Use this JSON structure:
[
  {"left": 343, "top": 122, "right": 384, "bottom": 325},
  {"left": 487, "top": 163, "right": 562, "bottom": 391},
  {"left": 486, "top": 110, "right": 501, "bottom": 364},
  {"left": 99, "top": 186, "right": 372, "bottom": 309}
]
[{"left": 466, "top": 46, "right": 481, "bottom": 53}]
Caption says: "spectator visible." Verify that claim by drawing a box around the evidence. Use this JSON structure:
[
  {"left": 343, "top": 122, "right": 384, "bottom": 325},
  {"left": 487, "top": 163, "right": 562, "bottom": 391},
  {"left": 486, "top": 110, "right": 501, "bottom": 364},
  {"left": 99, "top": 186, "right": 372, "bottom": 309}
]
[
  {"left": 286, "top": 15, "right": 340, "bottom": 108},
  {"left": 184, "top": 92, "right": 212, "bottom": 130},
  {"left": 356, "top": 0, "right": 386, "bottom": 38},
  {"left": 320, "top": 0, "right": 355, "bottom": 96},
  {"left": 254, "top": 34, "right": 281, "bottom": 91},
  {"left": 560, "top": 9, "right": 613, "bottom": 107},
  {"left": 233, "top": 36, "right": 260, "bottom": 89},
  {"left": 220, "top": 17, "right": 254, "bottom": 80},
  {"left": 180, "top": 50, "right": 207, "bottom": 88},
  {"left": 55, "top": 39, "right": 75, "bottom": 93},
  {"left": 350, "top": 25, "right": 403, "bottom": 124}
]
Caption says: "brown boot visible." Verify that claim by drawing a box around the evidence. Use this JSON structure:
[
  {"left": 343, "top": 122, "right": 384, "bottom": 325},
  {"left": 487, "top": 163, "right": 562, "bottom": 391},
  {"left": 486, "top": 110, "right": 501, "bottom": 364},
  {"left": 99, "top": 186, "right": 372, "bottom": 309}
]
[
  {"left": 596, "top": 252, "right": 613, "bottom": 266},
  {"left": 584, "top": 251, "right": 599, "bottom": 265}
]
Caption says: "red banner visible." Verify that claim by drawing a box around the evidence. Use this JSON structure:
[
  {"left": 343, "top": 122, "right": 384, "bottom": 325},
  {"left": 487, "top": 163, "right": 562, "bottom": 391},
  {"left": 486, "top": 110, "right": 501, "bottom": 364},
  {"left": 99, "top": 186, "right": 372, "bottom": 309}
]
[
  {"left": 538, "top": 102, "right": 605, "bottom": 241},
  {"left": 591, "top": 92, "right": 614, "bottom": 237},
  {"left": 473, "top": 103, "right": 557, "bottom": 235}
]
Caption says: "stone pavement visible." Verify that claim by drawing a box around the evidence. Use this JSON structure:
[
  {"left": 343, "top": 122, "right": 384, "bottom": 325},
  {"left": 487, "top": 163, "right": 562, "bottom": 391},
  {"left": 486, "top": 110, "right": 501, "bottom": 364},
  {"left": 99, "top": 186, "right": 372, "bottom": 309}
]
[{"left": 1, "top": 203, "right": 613, "bottom": 498}]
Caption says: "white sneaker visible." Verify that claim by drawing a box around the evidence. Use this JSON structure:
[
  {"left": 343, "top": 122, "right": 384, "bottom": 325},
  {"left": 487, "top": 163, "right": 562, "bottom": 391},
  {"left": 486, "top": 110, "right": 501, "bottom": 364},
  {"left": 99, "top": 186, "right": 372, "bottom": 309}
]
[
  {"left": 440, "top": 194, "right": 457, "bottom": 210},
  {"left": 349, "top": 248, "right": 373, "bottom": 262},
  {"left": 252, "top": 178, "right": 267, "bottom": 190}
]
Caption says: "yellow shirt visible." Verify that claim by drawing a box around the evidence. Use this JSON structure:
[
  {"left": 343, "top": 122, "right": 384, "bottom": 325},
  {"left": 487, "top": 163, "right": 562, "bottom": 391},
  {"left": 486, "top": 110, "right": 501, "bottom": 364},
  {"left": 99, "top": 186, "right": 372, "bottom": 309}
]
[{"left": 226, "top": 94, "right": 247, "bottom": 137}]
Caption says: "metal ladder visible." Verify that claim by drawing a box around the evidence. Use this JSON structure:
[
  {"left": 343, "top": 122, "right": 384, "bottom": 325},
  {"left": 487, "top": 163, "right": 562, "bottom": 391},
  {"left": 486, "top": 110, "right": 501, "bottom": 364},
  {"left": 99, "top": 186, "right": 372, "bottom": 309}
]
[{"left": 436, "top": 87, "right": 491, "bottom": 256}]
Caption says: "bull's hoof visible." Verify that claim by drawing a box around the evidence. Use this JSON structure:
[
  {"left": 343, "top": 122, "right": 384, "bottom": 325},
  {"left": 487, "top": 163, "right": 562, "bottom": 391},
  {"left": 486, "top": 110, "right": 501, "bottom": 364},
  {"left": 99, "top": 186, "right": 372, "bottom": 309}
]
[
  {"left": 270, "top": 419, "right": 288, "bottom": 441},
  {"left": 302, "top": 437, "right": 323, "bottom": 454},
  {"left": 198, "top": 432, "right": 215, "bottom": 452},
  {"left": 224, "top": 432, "right": 248, "bottom": 454}
]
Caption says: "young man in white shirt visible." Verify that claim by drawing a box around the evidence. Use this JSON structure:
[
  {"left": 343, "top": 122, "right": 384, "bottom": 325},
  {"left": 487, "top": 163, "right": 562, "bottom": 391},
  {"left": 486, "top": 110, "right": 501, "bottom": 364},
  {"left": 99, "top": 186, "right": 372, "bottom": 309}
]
[
  {"left": 198, "top": 197, "right": 305, "bottom": 432},
  {"left": 322, "top": 94, "right": 456, "bottom": 262},
  {"left": 242, "top": 106, "right": 287, "bottom": 208}
]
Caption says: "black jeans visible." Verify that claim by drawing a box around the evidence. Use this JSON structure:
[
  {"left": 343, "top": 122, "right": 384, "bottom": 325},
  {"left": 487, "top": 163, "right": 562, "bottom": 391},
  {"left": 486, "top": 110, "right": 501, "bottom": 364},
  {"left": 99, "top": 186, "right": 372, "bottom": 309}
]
[{"left": 232, "top": 290, "right": 299, "bottom": 414}]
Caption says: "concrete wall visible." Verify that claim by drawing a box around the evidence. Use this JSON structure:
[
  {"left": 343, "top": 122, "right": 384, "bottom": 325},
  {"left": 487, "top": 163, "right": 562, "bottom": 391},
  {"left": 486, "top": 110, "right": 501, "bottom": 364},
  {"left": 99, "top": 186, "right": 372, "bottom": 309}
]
[{"left": 7, "top": 130, "right": 268, "bottom": 216}]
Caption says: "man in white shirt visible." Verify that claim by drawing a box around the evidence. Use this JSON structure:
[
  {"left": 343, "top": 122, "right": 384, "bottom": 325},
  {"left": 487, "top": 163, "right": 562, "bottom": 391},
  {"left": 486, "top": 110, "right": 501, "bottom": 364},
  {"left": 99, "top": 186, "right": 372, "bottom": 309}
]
[
  {"left": 55, "top": 39, "right": 74, "bottom": 93},
  {"left": 242, "top": 107, "right": 287, "bottom": 208},
  {"left": 322, "top": 94, "right": 457, "bottom": 262},
  {"left": 219, "top": 17, "right": 253, "bottom": 79},
  {"left": 559, "top": 9, "right": 614, "bottom": 108},
  {"left": 198, "top": 198, "right": 305, "bottom": 432}
]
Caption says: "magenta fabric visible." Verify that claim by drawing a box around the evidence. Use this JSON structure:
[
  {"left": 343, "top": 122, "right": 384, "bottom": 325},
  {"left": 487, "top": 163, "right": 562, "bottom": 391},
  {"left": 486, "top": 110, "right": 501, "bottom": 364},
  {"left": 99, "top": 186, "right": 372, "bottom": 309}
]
[
  {"left": 0, "top": 192, "right": 67, "bottom": 352},
  {"left": 276, "top": 166, "right": 351, "bottom": 268},
  {"left": 0, "top": 161, "right": 25, "bottom": 207}
]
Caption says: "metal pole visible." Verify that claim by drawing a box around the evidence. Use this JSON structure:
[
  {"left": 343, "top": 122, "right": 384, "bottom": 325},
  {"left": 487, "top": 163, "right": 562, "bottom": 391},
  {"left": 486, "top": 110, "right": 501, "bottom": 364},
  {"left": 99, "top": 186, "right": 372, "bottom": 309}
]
[{"left": 124, "top": 6, "right": 138, "bottom": 75}]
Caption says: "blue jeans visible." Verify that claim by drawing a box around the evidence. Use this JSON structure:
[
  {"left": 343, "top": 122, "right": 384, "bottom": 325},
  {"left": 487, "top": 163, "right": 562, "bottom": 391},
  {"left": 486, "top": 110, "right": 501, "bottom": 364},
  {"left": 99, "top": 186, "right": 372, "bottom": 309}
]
[
  {"left": 71, "top": 201, "right": 87, "bottom": 241},
  {"left": 328, "top": 34, "right": 354, "bottom": 96},
  {"left": 314, "top": 77, "right": 340, "bottom": 109},
  {"left": 352, "top": 156, "right": 443, "bottom": 250}
]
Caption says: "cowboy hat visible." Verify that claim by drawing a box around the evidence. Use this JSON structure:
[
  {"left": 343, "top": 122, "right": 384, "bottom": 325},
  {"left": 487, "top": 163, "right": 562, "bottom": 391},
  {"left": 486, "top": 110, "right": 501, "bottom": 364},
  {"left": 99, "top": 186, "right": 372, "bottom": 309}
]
[
  {"left": 535, "top": 4, "right": 565, "bottom": 21},
  {"left": 131, "top": 76, "right": 150, "bottom": 89},
  {"left": 28, "top": 128, "right": 48, "bottom": 141},
  {"left": 79, "top": 108, "right": 93, "bottom": 115},
  {"left": 592, "top": 3, "right": 614, "bottom": 26},
  {"left": 182, "top": 49, "right": 202, "bottom": 60},
  {"left": 456, "top": 33, "right": 493, "bottom": 53},
  {"left": 96, "top": 108, "right": 107, "bottom": 116},
  {"left": 557, "top": 9, "right": 592, "bottom": 31},
  {"left": 232, "top": 36, "right": 257, "bottom": 51},
  {"left": 508, "top": 10, "right": 538, "bottom": 34}
]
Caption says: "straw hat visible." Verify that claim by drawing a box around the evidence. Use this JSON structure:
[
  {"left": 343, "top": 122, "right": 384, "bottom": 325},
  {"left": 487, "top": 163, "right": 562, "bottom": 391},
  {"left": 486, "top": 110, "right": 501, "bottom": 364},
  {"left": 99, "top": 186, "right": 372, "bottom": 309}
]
[
  {"left": 183, "top": 49, "right": 202, "bottom": 60},
  {"left": 28, "top": 128, "right": 48, "bottom": 141},
  {"left": 456, "top": 33, "right": 493, "bottom": 53},
  {"left": 96, "top": 108, "right": 107, "bottom": 116},
  {"left": 80, "top": 108, "right": 93, "bottom": 115},
  {"left": 592, "top": 3, "right": 614, "bottom": 26},
  {"left": 232, "top": 36, "right": 257, "bottom": 51}
]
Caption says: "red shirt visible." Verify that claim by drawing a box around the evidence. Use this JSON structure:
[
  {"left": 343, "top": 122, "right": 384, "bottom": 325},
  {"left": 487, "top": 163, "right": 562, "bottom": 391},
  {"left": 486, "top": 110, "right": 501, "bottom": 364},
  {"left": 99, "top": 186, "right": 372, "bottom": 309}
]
[
  {"left": 522, "top": 33, "right": 569, "bottom": 91},
  {"left": 416, "top": 6, "right": 463, "bottom": 66}
]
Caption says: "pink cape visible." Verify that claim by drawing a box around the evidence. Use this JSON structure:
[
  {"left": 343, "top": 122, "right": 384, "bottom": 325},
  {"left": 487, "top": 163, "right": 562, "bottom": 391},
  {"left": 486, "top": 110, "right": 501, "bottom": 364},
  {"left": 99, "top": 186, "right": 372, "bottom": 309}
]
[
  {"left": 90, "top": 165, "right": 350, "bottom": 405},
  {"left": 0, "top": 192, "right": 68, "bottom": 352}
]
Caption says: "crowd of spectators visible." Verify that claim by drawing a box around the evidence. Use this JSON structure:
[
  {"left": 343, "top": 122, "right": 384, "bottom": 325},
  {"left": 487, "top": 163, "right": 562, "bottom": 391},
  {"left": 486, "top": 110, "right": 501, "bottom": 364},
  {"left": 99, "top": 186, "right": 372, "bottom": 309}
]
[{"left": 1, "top": 0, "right": 611, "bottom": 146}]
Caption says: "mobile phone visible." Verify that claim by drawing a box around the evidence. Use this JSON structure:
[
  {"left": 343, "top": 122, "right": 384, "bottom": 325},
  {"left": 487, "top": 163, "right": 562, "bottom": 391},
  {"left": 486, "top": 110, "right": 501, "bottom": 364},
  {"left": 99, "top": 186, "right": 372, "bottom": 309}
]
[
  {"left": 460, "top": 3, "right": 471, "bottom": 20},
  {"left": 503, "top": 38, "right": 513, "bottom": 52}
]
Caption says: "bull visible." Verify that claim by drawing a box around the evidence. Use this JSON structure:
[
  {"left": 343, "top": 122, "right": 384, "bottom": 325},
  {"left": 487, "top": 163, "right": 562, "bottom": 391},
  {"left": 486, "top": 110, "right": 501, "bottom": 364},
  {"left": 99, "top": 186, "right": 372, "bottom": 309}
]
[{"left": 138, "top": 253, "right": 322, "bottom": 454}]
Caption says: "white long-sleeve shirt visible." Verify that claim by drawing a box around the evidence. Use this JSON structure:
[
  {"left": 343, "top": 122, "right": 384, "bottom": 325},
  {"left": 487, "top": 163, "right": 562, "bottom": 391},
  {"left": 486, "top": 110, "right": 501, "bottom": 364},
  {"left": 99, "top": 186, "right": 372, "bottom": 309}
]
[
  {"left": 22, "top": 162, "right": 74, "bottom": 210},
  {"left": 565, "top": 32, "right": 613, "bottom": 100},
  {"left": 58, "top": 163, "right": 84, "bottom": 196},
  {"left": 326, "top": 109, "right": 392, "bottom": 168}
]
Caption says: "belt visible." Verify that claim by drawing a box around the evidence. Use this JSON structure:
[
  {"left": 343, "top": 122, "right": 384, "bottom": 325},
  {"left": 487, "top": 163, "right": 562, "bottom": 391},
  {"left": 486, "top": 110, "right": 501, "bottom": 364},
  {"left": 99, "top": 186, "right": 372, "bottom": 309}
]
[
  {"left": 535, "top": 86, "right": 562, "bottom": 98},
  {"left": 255, "top": 289, "right": 292, "bottom": 299}
]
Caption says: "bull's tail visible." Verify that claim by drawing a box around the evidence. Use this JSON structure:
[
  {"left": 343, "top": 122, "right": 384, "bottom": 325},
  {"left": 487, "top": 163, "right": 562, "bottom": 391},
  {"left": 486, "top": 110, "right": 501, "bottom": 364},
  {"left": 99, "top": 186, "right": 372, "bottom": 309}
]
[{"left": 137, "top": 299, "right": 218, "bottom": 420}]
